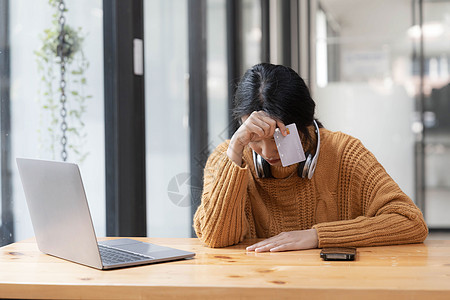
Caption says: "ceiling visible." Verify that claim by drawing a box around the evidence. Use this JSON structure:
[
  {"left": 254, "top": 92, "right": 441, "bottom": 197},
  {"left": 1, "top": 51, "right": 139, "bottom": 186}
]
[{"left": 319, "top": 0, "right": 450, "bottom": 55}]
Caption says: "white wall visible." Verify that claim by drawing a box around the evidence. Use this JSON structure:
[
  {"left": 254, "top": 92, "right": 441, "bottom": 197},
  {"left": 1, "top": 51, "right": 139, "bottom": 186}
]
[{"left": 315, "top": 83, "right": 414, "bottom": 198}]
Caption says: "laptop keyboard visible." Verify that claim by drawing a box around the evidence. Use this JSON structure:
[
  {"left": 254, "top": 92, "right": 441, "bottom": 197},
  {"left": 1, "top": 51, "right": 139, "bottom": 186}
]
[{"left": 98, "top": 244, "right": 154, "bottom": 265}]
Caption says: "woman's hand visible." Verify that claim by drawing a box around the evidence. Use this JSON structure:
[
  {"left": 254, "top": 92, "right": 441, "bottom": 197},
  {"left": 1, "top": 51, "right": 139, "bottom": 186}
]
[
  {"left": 227, "top": 111, "right": 286, "bottom": 166},
  {"left": 246, "top": 229, "right": 318, "bottom": 252}
]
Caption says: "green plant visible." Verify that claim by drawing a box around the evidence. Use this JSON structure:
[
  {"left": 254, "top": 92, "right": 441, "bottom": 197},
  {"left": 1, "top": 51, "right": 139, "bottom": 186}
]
[{"left": 34, "top": 0, "right": 91, "bottom": 163}]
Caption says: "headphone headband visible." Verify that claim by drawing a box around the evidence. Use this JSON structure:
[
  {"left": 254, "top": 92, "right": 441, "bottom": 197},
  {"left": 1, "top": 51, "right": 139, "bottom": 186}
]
[{"left": 307, "top": 120, "right": 321, "bottom": 179}]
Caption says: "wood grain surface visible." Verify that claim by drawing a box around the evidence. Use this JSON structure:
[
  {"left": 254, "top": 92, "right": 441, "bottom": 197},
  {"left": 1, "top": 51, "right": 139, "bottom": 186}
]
[{"left": 1, "top": 237, "right": 449, "bottom": 299}]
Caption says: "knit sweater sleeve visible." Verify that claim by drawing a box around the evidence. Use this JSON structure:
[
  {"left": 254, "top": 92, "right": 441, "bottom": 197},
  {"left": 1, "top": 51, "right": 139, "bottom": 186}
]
[
  {"left": 193, "top": 141, "right": 250, "bottom": 248},
  {"left": 313, "top": 137, "right": 428, "bottom": 248}
]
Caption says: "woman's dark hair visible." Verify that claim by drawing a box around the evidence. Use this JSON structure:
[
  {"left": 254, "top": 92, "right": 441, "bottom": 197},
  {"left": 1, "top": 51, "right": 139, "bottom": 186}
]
[{"left": 233, "top": 63, "right": 321, "bottom": 146}]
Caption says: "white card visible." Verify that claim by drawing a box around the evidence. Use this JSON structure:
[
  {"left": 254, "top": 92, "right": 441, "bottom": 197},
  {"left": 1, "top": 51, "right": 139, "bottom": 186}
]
[{"left": 274, "top": 123, "right": 306, "bottom": 167}]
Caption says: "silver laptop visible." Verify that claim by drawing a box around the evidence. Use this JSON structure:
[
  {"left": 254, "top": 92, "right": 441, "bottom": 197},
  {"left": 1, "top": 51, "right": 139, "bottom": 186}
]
[{"left": 16, "top": 158, "right": 195, "bottom": 270}]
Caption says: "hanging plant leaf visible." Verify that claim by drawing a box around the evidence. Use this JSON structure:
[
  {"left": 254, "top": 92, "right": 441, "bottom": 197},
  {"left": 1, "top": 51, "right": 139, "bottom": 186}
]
[{"left": 35, "top": 0, "right": 92, "bottom": 163}]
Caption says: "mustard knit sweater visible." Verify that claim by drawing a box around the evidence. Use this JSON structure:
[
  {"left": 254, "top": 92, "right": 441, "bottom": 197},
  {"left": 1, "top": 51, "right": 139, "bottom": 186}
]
[{"left": 193, "top": 128, "right": 428, "bottom": 248}]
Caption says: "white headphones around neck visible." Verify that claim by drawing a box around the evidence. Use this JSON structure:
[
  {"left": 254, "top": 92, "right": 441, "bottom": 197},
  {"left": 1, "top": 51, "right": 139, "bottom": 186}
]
[{"left": 253, "top": 120, "right": 321, "bottom": 179}]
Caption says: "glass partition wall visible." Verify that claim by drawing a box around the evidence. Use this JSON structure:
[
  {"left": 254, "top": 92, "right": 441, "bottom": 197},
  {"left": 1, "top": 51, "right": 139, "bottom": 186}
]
[
  {"left": 144, "top": 0, "right": 191, "bottom": 237},
  {"left": 422, "top": 0, "right": 450, "bottom": 228},
  {"left": 315, "top": 0, "right": 450, "bottom": 229},
  {"left": 144, "top": 0, "right": 230, "bottom": 237}
]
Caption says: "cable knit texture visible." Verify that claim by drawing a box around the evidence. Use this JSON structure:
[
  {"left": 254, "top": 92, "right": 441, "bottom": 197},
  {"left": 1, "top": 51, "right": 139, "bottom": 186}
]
[{"left": 194, "top": 128, "right": 428, "bottom": 248}]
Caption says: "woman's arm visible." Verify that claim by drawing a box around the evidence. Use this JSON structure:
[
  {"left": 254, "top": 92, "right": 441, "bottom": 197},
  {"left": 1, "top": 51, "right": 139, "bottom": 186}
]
[
  {"left": 195, "top": 111, "right": 287, "bottom": 248},
  {"left": 193, "top": 142, "right": 250, "bottom": 248},
  {"left": 246, "top": 137, "right": 428, "bottom": 252},
  {"left": 313, "top": 139, "right": 428, "bottom": 248}
]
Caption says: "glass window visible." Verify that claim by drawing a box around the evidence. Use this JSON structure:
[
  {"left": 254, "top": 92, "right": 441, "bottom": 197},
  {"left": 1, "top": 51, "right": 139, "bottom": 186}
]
[
  {"left": 207, "top": 0, "right": 229, "bottom": 151},
  {"left": 423, "top": 0, "right": 450, "bottom": 227},
  {"left": 144, "top": 0, "right": 229, "bottom": 237},
  {"left": 242, "top": 0, "right": 262, "bottom": 72},
  {"left": 2, "top": 0, "right": 105, "bottom": 246},
  {"left": 144, "top": 0, "right": 191, "bottom": 237},
  {"left": 315, "top": 0, "right": 450, "bottom": 228},
  {"left": 314, "top": 0, "right": 416, "bottom": 202}
]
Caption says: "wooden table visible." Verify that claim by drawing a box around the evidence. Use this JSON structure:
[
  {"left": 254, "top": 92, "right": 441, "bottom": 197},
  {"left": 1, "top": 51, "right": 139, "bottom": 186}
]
[{"left": 1, "top": 238, "right": 449, "bottom": 299}]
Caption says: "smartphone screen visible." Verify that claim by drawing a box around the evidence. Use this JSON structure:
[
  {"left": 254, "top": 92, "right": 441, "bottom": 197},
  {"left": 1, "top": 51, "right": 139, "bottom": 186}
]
[{"left": 320, "top": 247, "right": 356, "bottom": 261}]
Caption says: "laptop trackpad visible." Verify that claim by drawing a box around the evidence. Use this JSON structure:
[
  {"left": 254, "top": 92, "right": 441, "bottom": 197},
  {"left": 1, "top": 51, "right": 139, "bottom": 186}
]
[{"left": 99, "top": 238, "right": 179, "bottom": 258}]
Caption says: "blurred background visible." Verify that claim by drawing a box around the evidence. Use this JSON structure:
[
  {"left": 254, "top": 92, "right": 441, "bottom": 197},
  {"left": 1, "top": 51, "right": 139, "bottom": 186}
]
[{"left": 0, "top": 0, "right": 449, "bottom": 246}]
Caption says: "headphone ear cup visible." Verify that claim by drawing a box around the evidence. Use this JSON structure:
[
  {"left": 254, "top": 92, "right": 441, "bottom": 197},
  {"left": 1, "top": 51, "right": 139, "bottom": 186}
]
[
  {"left": 297, "top": 120, "right": 321, "bottom": 179},
  {"left": 253, "top": 151, "right": 262, "bottom": 178},
  {"left": 253, "top": 151, "right": 272, "bottom": 178},
  {"left": 298, "top": 152, "right": 312, "bottom": 178},
  {"left": 261, "top": 158, "right": 272, "bottom": 178}
]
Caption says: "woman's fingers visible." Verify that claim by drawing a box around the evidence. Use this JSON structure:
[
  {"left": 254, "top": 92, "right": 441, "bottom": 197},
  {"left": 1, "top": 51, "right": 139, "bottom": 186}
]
[
  {"left": 242, "top": 122, "right": 266, "bottom": 139},
  {"left": 246, "top": 229, "right": 319, "bottom": 253},
  {"left": 269, "top": 242, "right": 299, "bottom": 252},
  {"left": 228, "top": 110, "right": 282, "bottom": 165},
  {"left": 276, "top": 120, "right": 287, "bottom": 136},
  {"left": 253, "top": 111, "right": 286, "bottom": 138},
  {"left": 247, "top": 111, "right": 278, "bottom": 139},
  {"left": 234, "top": 110, "right": 286, "bottom": 147},
  {"left": 246, "top": 232, "right": 289, "bottom": 251}
]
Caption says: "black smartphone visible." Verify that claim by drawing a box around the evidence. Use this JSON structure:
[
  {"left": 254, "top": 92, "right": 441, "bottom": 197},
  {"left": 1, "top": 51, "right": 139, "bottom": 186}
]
[{"left": 320, "top": 247, "right": 356, "bottom": 261}]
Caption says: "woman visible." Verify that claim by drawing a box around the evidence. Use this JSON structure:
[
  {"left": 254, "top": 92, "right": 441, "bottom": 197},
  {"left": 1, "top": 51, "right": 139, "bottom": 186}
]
[{"left": 194, "top": 63, "right": 428, "bottom": 252}]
